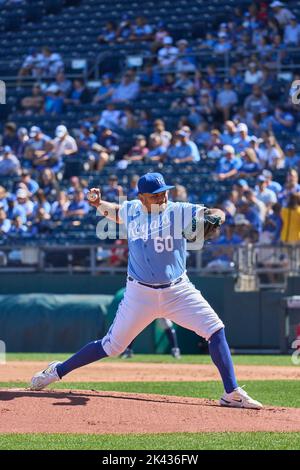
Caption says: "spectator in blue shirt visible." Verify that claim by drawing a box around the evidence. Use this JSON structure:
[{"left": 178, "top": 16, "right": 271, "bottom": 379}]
[
  {"left": 168, "top": 130, "right": 199, "bottom": 163},
  {"left": 175, "top": 39, "right": 196, "bottom": 73},
  {"left": 77, "top": 122, "right": 97, "bottom": 152},
  {"left": 237, "top": 200, "right": 263, "bottom": 233},
  {"left": 92, "top": 74, "right": 115, "bottom": 104},
  {"left": 278, "top": 168, "right": 300, "bottom": 207},
  {"left": 221, "top": 120, "right": 237, "bottom": 146},
  {"left": 145, "top": 135, "right": 166, "bottom": 162},
  {"left": 24, "top": 126, "right": 53, "bottom": 169},
  {"left": 139, "top": 64, "right": 163, "bottom": 91},
  {"left": 192, "top": 122, "right": 211, "bottom": 149},
  {"left": 216, "top": 145, "right": 242, "bottom": 180},
  {"left": 18, "top": 170, "right": 39, "bottom": 196},
  {"left": 238, "top": 148, "right": 261, "bottom": 177},
  {"left": 181, "top": 126, "right": 201, "bottom": 162},
  {"left": 66, "top": 190, "right": 90, "bottom": 218},
  {"left": 216, "top": 78, "right": 238, "bottom": 121},
  {"left": 130, "top": 16, "right": 153, "bottom": 41},
  {"left": 112, "top": 70, "right": 140, "bottom": 103},
  {"left": 244, "top": 85, "right": 270, "bottom": 118},
  {"left": 197, "top": 33, "right": 215, "bottom": 51},
  {"left": 116, "top": 15, "right": 132, "bottom": 43},
  {"left": 97, "top": 21, "right": 117, "bottom": 44},
  {"left": 228, "top": 65, "right": 244, "bottom": 92},
  {"left": 244, "top": 189, "right": 267, "bottom": 225},
  {"left": 255, "top": 175, "right": 277, "bottom": 209},
  {"left": 262, "top": 169, "right": 282, "bottom": 194},
  {"left": 253, "top": 107, "right": 273, "bottom": 134},
  {"left": 166, "top": 133, "right": 180, "bottom": 161},
  {"left": 204, "top": 67, "right": 219, "bottom": 95},
  {"left": 44, "top": 85, "right": 64, "bottom": 115},
  {"left": 6, "top": 195, "right": 27, "bottom": 224},
  {"left": 262, "top": 203, "right": 283, "bottom": 244},
  {"left": 65, "top": 79, "right": 91, "bottom": 106},
  {"left": 284, "top": 16, "right": 300, "bottom": 46},
  {"left": 214, "top": 33, "right": 231, "bottom": 54},
  {"left": 16, "top": 188, "right": 34, "bottom": 218},
  {"left": 216, "top": 223, "right": 243, "bottom": 245},
  {"left": 270, "top": 106, "right": 296, "bottom": 135},
  {"left": 232, "top": 123, "right": 252, "bottom": 153},
  {"left": 0, "top": 208, "right": 11, "bottom": 235},
  {"left": 284, "top": 144, "right": 300, "bottom": 170},
  {"left": 8, "top": 215, "right": 28, "bottom": 237},
  {"left": 32, "top": 189, "right": 51, "bottom": 219},
  {"left": 0, "top": 146, "right": 20, "bottom": 176},
  {"left": 51, "top": 191, "right": 70, "bottom": 221},
  {"left": 102, "top": 175, "right": 124, "bottom": 203},
  {"left": 97, "top": 128, "right": 119, "bottom": 155}
]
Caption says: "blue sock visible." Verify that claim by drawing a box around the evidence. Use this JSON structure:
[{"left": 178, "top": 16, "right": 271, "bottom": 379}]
[
  {"left": 208, "top": 328, "right": 238, "bottom": 393},
  {"left": 56, "top": 340, "right": 108, "bottom": 378}
]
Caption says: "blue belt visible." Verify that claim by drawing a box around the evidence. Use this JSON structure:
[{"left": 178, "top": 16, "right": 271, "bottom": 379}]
[{"left": 128, "top": 276, "right": 183, "bottom": 289}]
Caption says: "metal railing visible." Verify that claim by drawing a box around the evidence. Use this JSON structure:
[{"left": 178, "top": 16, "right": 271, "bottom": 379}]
[
  {"left": 89, "top": 46, "right": 300, "bottom": 80},
  {"left": 0, "top": 242, "right": 299, "bottom": 289},
  {"left": 1, "top": 58, "right": 88, "bottom": 88},
  {"left": 1, "top": 45, "right": 298, "bottom": 86}
]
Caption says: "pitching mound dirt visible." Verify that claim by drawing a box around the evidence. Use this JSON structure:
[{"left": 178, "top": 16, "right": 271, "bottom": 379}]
[
  {"left": 2, "top": 362, "right": 299, "bottom": 383},
  {"left": 0, "top": 389, "right": 300, "bottom": 434}
]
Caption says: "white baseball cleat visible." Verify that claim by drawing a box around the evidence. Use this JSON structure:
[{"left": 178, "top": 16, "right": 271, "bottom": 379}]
[
  {"left": 30, "top": 361, "right": 62, "bottom": 391},
  {"left": 220, "top": 386, "right": 263, "bottom": 410}
]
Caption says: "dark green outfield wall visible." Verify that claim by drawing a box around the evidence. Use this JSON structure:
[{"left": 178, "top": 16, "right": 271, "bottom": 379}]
[
  {"left": 0, "top": 273, "right": 233, "bottom": 298},
  {"left": 0, "top": 274, "right": 126, "bottom": 295},
  {"left": 0, "top": 274, "right": 298, "bottom": 352}
]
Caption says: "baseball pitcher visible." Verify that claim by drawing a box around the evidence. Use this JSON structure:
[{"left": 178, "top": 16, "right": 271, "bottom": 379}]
[{"left": 30, "top": 172, "right": 262, "bottom": 409}]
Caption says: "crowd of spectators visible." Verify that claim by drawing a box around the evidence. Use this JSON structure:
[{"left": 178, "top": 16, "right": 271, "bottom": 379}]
[
  {"left": 0, "top": 113, "right": 300, "bottom": 248},
  {"left": 15, "top": 2, "right": 300, "bottom": 116},
  {"left": 1, "top": 0, "right": 300, "bottom": 260},
  {"left": 95, "top": 3, "right": 300, "bottom": 54}
]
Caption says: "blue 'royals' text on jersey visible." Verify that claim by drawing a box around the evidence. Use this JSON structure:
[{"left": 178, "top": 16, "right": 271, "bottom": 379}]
[{"left": 119, "top": 200, "right": 203, "bottom": 284}]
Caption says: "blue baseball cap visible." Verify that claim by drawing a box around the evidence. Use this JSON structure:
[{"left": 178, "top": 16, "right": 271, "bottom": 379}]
[{"left": 138, "top": 172, "right": 175, "bottom": 194}]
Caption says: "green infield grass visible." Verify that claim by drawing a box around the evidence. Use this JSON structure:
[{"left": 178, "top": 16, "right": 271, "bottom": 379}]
[{"left": 0, "top": 432, "right": 299, "bottom": 450}]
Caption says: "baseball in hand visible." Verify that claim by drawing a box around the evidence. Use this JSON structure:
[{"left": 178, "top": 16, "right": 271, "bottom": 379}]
[{"left": 87, "top": 191, "right": 98, "bottom": 202}]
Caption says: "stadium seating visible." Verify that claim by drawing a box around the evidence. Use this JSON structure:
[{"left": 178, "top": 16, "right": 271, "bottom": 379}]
[{"left": 0, "top": 0, "right": 299, "bottom": 247}]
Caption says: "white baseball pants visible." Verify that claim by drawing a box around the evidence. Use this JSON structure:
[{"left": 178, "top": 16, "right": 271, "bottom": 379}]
[{"left": 101, "top": 274, "right": 224, "bottom": 356}]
